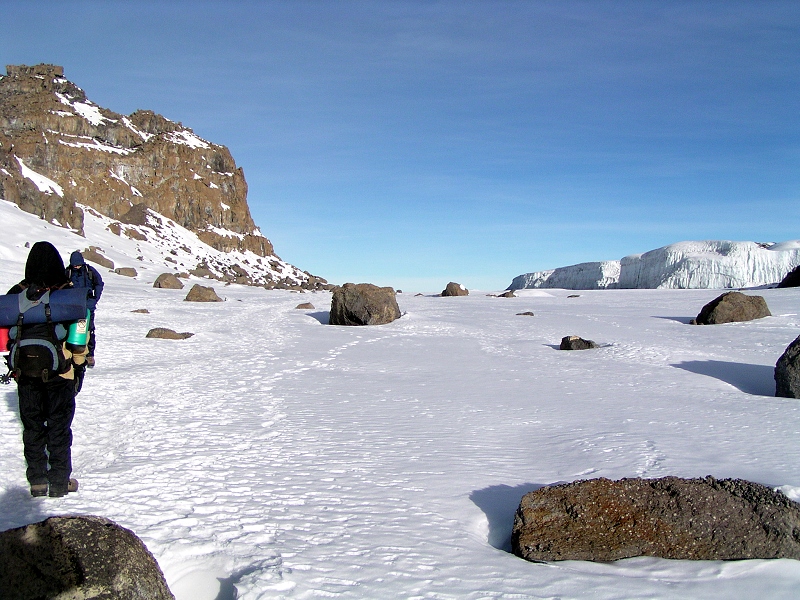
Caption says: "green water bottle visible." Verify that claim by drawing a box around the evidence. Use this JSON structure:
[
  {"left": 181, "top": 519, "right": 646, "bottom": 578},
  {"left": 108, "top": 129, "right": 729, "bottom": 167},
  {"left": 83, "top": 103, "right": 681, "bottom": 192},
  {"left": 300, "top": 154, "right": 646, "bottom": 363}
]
[{"left": 66, "top": 310, "right": 90, "bottom": 353}]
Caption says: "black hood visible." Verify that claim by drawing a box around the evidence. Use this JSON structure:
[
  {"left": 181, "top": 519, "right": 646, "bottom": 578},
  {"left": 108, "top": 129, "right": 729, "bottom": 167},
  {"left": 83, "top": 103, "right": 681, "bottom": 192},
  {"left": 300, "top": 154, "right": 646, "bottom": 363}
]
[{"left": 24, "top": 241, "right": 68, "bottom": 288}]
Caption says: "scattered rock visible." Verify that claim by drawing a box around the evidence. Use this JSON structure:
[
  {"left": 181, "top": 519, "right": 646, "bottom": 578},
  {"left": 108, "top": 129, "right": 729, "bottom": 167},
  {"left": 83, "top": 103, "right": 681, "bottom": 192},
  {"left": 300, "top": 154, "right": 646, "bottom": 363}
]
[
  {"left": 516, "top": 311, "right": 535, "bottom": 317},
  {"left": 691, "top": 291, "right": 771, "bottom": 325},
  {"left": 131, "top": 308, "right": 150, "bottom": 314},
  {"left": 559, "top": 336, "right": 597, "bottom": 350},
  {"left": 184, "top": 284, "right": 223, "bottom": 302},
  {"left": 512, "top": 476, "right": 800, "bottom": 562},
  {"left": 153, "top": 273, "right": 184, "bottom": 289},
  {"left": 776, "top": 334, "right": 800, "bottom": 398},
  {"left": 778, "top": 265, "right": 800, "bottom": 288},
  {"left": 114, "top": 267, "right": 138, "bottom": 277},
  {"left": 567, "top": 294, "right": 581, "bottom": 298},
  {"left": 0, "top": 515, "right": 175, "bottom": 599},
  {"left": 295, "top": 302, "right": 315, "bottom": 310},
  {"left": 330, "top": 283, "right": 401, "bottom": 326},
  {"left": 81, "top": 247, "right": 114, "bottom": 269},
  {"left": 442, "top": 282, "right": 469, "bottom": 297},
  {"left": 498, "top": 290, "right": 516, "bottom": 298},
  {"left": 414, "top": 293, "right": 424, "bottom": 297},
  {"left": 146, "top": 328, "right": 194, "bottom": 340},
  {"left": 189, "top": 266, "right": 215, "bottom": 279}
]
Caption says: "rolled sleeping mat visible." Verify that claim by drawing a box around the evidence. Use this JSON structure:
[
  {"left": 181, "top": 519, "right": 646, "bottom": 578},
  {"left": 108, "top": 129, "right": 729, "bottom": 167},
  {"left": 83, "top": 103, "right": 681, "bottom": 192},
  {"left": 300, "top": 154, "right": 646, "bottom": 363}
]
[{"left": 0, "top": 288, "right": 88, "bottom": 327}]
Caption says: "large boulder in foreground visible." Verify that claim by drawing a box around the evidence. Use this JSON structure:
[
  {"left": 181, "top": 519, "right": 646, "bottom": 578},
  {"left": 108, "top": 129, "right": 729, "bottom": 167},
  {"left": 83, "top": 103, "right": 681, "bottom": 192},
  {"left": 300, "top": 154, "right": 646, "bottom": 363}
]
[
  {"left": 691, "top": 291, "right": 771, "bottom": 325},
  {"left": 0, "top": 515, "right": 174, "bottom": 599},
  {"left": 776, "top": 334, "right": 800, "bottom": 398},
  {"left": 184, "top": 284, "right": 223, "bottom": 302},
  {"left": 330, "top": 283, "right": 400, "bottom": 326},
  {"left": 441, "top": 282, "right": 469, "bottom": 296},
  {"left": 512, "top": 476, "right": 800, "bottom": 562}
]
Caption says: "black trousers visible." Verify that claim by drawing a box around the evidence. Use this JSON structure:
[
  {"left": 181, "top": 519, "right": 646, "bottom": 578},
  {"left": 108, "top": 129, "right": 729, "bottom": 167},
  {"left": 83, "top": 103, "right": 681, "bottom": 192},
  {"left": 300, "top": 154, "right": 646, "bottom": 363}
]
[{"left": 17, "top": 376, "right": 76, "bottom": 486}]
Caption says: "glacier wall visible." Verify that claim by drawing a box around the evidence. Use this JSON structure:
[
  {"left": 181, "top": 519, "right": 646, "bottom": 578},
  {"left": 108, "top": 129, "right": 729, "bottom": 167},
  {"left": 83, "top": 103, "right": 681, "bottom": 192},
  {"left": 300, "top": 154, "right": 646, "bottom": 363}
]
[{"left": 508, "top": 240, "right": 800, "bottom": 290}]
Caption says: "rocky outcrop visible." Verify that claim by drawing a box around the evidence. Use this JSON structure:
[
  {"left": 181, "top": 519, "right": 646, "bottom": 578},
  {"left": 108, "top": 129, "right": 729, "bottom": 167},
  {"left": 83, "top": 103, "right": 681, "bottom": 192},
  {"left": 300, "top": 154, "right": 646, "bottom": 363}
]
[
  {"left": 559, "top": 336, "right": 597, "bottom": 350},
  {"left": 775, "top": 335, "right": 800, "bottom": 398},
  {"left": 442, "top": 282, "right": 468, "bottom": 297},
  {"left": 330, "top": 283, "right": 401, "bottom": 326},
  {"left": 146, "top": 328, "right": 194, "bottom": 340},
  {"left": 0, "top": 64, "right": 325, "bottom": 289},
  {"left": 691, "top": 292, "right": 771, "bottom": 325},
  {"left": 153, "top": 273, "right": 184, "bottom": 289},
  {"left": 778, "top": 265, "right": 800, "bottom": 288},
  {"left": 0, "top": 515, "right": 174, "bottom": 599},
  {"left": 185, "top": 284, "right": 223, "bottom": 302},
  {"left": 512, "top": 476, "right": 800, "bottom": 562}
]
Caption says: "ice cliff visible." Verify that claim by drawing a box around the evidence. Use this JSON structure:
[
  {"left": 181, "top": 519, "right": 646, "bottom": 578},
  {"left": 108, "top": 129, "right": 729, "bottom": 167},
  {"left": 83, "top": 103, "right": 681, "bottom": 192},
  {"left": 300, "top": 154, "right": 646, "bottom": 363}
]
[{"left": 509, "top": 240, "right": 800, "bottom": 290}]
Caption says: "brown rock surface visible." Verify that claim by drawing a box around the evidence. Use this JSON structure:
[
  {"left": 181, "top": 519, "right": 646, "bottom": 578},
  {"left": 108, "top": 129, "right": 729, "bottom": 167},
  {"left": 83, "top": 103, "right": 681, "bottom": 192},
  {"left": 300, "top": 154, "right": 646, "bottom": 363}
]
[
  {"left": 146, "top": 328, "right": 194, "bottom": 340},
  {"left": 441, "top": 282, "right": 469, "bottom": 296},
  {"left": 692, "top": 291, "right": 771, "bottom": 325},
  {"left": 330, "top": 283, "right": 401, "bottom": 326},
  {"left": 153, "top": 273, "right": 185, "bottom": 289},
  {"left": 185, "top": 284, "right": 223, "bottom": 302},
  {"left": 0, "top": 515, "right": 174, "bottom": 599},
  {"left": 0, "top": 64, "right": 270, "bottom": 256},
  {"left": 512, "top": 476, "right": 800, "bottom": 562}
]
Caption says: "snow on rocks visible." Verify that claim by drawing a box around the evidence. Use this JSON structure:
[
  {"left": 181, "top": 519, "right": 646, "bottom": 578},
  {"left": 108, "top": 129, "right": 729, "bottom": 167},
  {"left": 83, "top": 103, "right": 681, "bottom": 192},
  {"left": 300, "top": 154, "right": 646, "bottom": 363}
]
[
  {"left": 510, "top": 240, "right": 800, "bottom": 290},
  {"left": 441, "top": 281, "right": 469, "bottom": 296}
]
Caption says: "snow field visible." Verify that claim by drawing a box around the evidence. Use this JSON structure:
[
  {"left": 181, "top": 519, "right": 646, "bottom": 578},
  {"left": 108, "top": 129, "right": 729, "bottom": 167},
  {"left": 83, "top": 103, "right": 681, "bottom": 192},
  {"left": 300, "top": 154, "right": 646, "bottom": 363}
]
[{"left": 1, "top": 208, "right": 800, "bottom": 597}]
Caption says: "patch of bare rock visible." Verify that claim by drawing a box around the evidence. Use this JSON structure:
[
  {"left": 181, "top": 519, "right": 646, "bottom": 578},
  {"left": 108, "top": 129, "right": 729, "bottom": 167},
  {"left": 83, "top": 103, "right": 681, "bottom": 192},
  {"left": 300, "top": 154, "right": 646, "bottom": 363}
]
[
  {"left": 153, "top": 273, "right": 185, "bottom": 289},
  {"left": 184, "top": 284, "right": 223, "bottom": 302},
  {"left": 691, "top": 291, "right": 771, "bottom": 325},
  {"left": 776, "top": 334, "right": 800, "bottom": 398},
  {"left": 512, "top": 476, "right": 800, "bottom": 562},
  {"left": 295, "top": 302, "right": 315, "bottom": 310},
  {"left": 146, "top": 328, "right": 194, "bottom": 340},
  {"left": 441, "top": 282, "right": 469, "bottom": 296},
  {"left": 560, "top": 336, "right": 597, "bottom": 350},
  {"left": 81, "top": 246, "right": 114, "bottom": 270},
  {"left": 0, "top": 515, "right": 174, "bottom": 599},
  {"left": 114, "top": 267, "right": 138, "bottom": 277},
  {"left": 329, "top": 283, "right": 400, "bottom": 326}
]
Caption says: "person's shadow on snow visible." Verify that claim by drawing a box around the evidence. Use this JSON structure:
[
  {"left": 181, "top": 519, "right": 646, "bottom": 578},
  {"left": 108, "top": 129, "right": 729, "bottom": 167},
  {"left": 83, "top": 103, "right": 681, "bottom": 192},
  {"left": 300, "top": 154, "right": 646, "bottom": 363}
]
[
  {"left": 0, "top": 486, "right": 48, "bottom": 532},
  {"left": 470, "top": 483, "right": 545, "bottom": 552}
]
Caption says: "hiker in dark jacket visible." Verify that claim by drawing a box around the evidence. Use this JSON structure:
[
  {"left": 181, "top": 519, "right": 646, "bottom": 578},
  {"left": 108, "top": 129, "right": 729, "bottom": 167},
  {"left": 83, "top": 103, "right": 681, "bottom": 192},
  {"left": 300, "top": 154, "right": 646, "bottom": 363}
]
[
  {"left": 7, "top": 241, "right": 85, "bottom": 497},
  {"left": 66, "top": 251, "right": 103, "bottom": 367}
]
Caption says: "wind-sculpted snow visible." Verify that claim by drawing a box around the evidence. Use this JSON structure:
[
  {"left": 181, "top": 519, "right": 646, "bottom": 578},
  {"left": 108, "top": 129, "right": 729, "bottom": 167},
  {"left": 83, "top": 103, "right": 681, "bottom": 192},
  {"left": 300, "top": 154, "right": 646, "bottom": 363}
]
[
  {"left": 510, "top": 240, "right": 800, "bottom": 290},
  {"left": 2, "top": 207, "right": 800, "bottom": 599}
]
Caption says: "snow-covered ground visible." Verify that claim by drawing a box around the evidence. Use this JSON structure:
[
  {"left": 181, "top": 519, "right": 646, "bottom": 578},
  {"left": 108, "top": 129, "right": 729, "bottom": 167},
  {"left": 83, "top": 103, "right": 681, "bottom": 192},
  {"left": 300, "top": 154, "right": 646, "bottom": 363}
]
[{"left": 2, "top": 205, "right": 800, "bottom": 599}]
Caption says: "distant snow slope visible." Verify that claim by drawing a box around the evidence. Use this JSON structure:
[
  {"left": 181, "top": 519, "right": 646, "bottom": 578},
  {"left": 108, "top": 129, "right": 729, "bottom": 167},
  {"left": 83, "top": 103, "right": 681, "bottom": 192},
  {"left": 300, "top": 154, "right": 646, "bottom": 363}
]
[{"left": 509, "top": 240, "right": 800, "bottom": 290}]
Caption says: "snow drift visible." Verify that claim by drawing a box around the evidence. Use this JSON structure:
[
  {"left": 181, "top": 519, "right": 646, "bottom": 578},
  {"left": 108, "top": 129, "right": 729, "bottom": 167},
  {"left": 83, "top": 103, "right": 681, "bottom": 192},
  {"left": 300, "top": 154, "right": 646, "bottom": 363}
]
[{"left": 509, "top": 240, "right": 800, "bottom": 290}]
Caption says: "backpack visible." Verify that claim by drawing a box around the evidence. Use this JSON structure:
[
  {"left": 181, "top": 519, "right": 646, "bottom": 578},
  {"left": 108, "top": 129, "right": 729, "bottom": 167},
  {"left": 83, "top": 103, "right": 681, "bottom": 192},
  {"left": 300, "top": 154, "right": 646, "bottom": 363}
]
[{"left": 7, "top": 288, "right": 70, "bottom": 382}]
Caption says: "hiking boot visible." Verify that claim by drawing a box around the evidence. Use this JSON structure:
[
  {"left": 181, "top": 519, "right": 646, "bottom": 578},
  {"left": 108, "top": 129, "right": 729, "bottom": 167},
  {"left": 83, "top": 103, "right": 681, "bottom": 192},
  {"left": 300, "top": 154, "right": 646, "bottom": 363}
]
[
  {"left": 86, "top": 356, "right": 95, "bottom": 368},
  {"left": 48, "top": 478, "right": 79, "bottom": 498},
  {"left": 30, "top": 483, "right": 48, "bottom": 497}
]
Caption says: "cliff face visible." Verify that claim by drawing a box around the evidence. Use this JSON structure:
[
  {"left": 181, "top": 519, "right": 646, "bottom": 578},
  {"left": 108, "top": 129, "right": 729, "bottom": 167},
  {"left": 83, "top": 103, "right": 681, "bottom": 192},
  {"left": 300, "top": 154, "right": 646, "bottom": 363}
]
[{"left": 0, "top": 64, "right": 291, "bottom": 268}]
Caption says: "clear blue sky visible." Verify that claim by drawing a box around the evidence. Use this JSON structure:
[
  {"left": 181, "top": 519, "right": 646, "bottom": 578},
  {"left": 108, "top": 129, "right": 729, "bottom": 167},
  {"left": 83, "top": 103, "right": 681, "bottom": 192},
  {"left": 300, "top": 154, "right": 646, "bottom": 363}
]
[{"left": 4, "top": 1, "right": 799, "bottom": 291}]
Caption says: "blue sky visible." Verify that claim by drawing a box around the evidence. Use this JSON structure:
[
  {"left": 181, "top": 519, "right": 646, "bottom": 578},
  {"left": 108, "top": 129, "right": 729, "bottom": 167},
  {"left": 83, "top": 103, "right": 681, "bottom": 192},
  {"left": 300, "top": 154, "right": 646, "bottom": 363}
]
[{"left": 4, "top": 1, "right": 799, "bottom": 291}]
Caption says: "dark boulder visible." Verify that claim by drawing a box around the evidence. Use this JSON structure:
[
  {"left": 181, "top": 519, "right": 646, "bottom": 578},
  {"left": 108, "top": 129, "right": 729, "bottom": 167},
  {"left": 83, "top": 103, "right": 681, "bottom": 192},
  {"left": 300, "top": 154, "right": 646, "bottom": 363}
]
[
  {"left": 517, "top": 311, "right": 535, "bottom": 317},
  {"left": 153, "top": 273, "right": 184, "bottom": 289},
  {"left": 778, "top": 265, "right": 800, "bottom": 288},
  {"left": 692, "top": 291, "right": 771, "bottom": 325},
  {"left": 184, "top": 284, "right": 223, "bottom": 302},
  {"left": 330, "top": 283, "right": 400, "bottom": 326},
  {"left": 559, "top": 336, "right": 597, "bottom": 350},
  {"left": 776, "top": 334, "right": 800, "bottom": 398},
  {"left": 512, "top": 476, "right": 800, "bottom": 562},
  {"left": 0, "top": 515, "right": 174, "bottom": 599},
  {"left": 146, "top": 328, "right": 194, "bottom": 340},
  {"left": 441, "top": 282, "right": 469, "bottom": 297}
]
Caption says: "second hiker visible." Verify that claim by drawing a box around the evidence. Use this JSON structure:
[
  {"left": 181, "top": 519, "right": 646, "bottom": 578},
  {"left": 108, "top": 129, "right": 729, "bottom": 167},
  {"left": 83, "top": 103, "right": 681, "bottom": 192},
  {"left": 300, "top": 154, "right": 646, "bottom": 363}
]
[{"left": 66, "top": 251, "right": 104, "bottom": 367}]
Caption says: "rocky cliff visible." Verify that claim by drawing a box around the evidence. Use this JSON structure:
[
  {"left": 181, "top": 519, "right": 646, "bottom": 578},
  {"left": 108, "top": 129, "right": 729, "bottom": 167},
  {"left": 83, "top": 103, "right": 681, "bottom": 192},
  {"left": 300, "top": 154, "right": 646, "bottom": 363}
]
[{"left": 0, "top": 64, "right": 325, "bottom": 289}]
